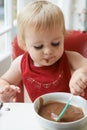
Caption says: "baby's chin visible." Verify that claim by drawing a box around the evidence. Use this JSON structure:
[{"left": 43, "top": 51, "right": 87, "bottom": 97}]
[
  {"left": 43, "top": 59, "right": 58, "bottom": 66},
  {"left": 34, "top": 61, "right": 57, "bottom": 67}
]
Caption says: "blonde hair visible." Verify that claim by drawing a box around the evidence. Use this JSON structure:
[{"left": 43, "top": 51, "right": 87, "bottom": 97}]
[{"left": 17, "top": 0, "right": 66, "bottom": 51}]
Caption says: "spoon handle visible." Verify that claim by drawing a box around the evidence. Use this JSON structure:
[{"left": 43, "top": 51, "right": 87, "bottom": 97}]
[{"left": 56, "top": 95, "right": 73, "bottom": 122}]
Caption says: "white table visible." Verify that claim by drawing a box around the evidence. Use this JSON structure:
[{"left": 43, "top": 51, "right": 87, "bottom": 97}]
[
  {"left": 0, "top": 103, "right": 43, "bottom": 130},
  {"left": 0, "top": 103, "right": 87, "bottom": 130}
]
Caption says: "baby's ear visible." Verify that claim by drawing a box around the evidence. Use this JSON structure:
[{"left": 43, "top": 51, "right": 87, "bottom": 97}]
[
  {"left": 23, "top": 42, "right": 27, "bottom": 51},
  {"left": 20, "top": 41, "right": 27, "bottom": 51}
]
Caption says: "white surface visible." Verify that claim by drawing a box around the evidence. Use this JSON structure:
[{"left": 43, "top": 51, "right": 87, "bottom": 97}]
[
  {"left": 0, "top": 103, "right": 43, "bottom": 130},
  {"left": 0, "top": 103, "right": 87, "bottom": 130}
]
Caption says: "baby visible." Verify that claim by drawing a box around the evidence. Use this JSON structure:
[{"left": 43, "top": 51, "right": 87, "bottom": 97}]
[{"left": 0, "top": 0, "right": 87, "bottom": 102}]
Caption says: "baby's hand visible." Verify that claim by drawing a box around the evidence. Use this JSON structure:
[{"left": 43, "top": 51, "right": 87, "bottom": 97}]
[
  {"left": 0, "top": 85, "right": 21, "bottom": 102},
  {"left": 69, "top": 69, "right": 87, "bottom": 96}
]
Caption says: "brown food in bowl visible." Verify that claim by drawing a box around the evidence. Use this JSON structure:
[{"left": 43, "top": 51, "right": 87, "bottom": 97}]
[{"left": 38, "top": 99, "right": 85, "bottom": 122}]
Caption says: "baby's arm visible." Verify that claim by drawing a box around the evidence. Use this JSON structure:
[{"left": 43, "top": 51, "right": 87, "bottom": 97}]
[
  {"left": 0, "top": 55, "right": 22, "bottom": 102},
  {"left": 66, "top": 51, "right": 87, "bottom": 96}
]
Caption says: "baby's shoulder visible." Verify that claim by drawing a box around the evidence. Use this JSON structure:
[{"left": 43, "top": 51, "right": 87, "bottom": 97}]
[
  {"left": 12, "top": 55, "right": 23, "bottom": 64},
  {"left": 65, "top": 50, "right": 82, "bottom": 58},
  {"left": 11, "top": 55, "right": 23, "bottom": 72},
  {"left": 65, "top": 50, "right": 87, "bottom": 70}
]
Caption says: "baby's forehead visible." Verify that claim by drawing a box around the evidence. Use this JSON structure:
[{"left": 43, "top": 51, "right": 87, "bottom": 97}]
[
  {"left": 25, "top": 25, "right": 64, "bottom": 42},
  {"left": 26, "top": 23, "right": 63, "bottom": 33},
  {"left": 25, "top": 20, "right": 64, "bottom": 34}
]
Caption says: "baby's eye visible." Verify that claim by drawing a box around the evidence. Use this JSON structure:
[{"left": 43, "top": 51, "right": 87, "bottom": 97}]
[
  {"left": 51, "top": 42, "right": 60, "bottom": 46},
  {"left": 34, "top": 45, "right": 43, "bottom": 49}
]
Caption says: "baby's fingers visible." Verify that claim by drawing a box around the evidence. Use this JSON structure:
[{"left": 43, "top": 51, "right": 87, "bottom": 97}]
[
  {"left": 70, "top": 84, "right": 84, "bottom": 96},
  {"left": 0, "top": 85, "right": 10, "bottom": 94},
  {"left": 10, "top": 85, "right": 21, "bottom": 93},
  {"left": 9, "top": 96, "right": 17, "bottom": 102},
  {"left": 0, "top": 85, "right": 21, "bottom": 94}
]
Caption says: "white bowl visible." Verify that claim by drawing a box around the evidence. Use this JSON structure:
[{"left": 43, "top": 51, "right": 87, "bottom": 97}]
[{"left": 34, "top": 92, "right": 87, "bottom": 130}]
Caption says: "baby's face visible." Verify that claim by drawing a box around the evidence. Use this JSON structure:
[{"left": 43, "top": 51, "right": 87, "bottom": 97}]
[{"left": 25, "top": 26, "right": 64, "bottom": 67}]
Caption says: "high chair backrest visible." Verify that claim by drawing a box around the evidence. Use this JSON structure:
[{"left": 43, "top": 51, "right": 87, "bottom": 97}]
[
  {"left": 12, "top": 30, "right": 87, "bottom": 102},
  {"left": 64, "top": 31, "right": 87, "bottom": 58}
]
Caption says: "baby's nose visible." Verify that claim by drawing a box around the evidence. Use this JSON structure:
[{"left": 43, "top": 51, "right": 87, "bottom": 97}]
[{"left": 44, "top": 48, "right": 52, "bottom": 55}]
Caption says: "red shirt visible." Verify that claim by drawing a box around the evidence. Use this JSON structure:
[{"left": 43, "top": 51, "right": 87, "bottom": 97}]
[{"left": 21, "top": 52, "right": 72, "bottom": 102}]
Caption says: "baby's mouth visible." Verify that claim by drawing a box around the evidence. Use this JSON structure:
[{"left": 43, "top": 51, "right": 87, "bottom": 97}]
[
  {"left": 45, "top": 59, "right": 49, "bottom": 63},
  {"left": 44, "top": 57, "right": 54, "bottom": 63}
]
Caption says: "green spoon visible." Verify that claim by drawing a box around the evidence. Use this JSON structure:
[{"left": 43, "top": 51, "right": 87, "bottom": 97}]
[{"left": 51, "top": 95, "right": 73, "bottom": 122}]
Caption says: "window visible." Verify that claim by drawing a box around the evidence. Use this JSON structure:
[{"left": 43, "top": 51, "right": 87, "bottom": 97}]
[{"left": 0, "top": 0, "right": 17, "bottom": 61}]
